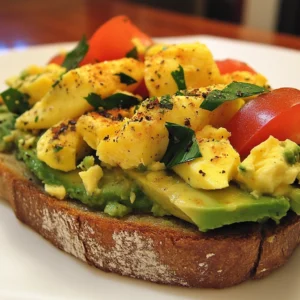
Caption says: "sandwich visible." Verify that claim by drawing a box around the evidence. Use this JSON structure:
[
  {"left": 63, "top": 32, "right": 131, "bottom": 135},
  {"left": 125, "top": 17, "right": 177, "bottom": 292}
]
[{"left": 0, "top": 15, "right": 299, "bottom": 289}]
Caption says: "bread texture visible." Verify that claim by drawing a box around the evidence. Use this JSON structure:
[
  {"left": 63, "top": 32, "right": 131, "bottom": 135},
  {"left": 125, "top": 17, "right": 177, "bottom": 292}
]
[{"left": 0, "top": 153, "right": 300, "bottom": 288}]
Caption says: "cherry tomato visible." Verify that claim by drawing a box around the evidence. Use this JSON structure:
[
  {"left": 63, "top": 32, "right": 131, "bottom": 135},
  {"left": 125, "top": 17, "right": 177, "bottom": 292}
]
[
  {"left": 80, "top": 15, "right": 153, "bottom": 65},
  {"left": 134, "top": 79, "right": 149, "bottom": 99},
  {"left": 48, "top": 54, "right": 65, "bottom": 65},
  {"left": 225, "top": 88, "right": 300, "bottom": 157},
  {"left": 216, "top": 59, "right": 256, "bottom": 75}
]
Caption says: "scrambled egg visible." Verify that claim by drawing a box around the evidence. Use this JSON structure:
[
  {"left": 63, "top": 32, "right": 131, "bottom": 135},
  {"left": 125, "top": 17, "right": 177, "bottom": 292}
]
[
  {"left": 44, "top": 184, "right": 66, "bottom": 200},
  {"left": 37, "top": 119, "right": 90, "bottom": 172},
  {"left": 173, "top": 126, "right": 240, "bottom": 190},
  {"left": 235, "top": 136, "right": 300, "bottom": 197},
  {"left": 6, "top": 64, "right": 65, "bottom": 105},
  {"left": 16, "top": 58, "right": 144, "bottom": 130},
  {"left": 144, "top": 43, "right": 224, "bottom": 96},
  {"left": 79, "top": 165, "right": 103, "bottom": 195}
]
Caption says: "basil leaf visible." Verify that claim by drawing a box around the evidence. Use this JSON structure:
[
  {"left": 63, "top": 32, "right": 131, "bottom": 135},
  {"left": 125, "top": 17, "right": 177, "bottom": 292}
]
[
  {"left": 85, "top": 93, "right": 140, "bottom": 109},
  {"left": 161, "top": 122, "right": 201, "bottom": 168},
  {"left": 200, "top": 81, "right": 267, "bottom": 111},
  {"left": 62, "top": 36, "right": 89, "bottom": 71},
  {"left": 159, "top": 95, "right": 173, "bottom": 110},
  {"left": 126, "top": 47, "right": 138, "bottom": 59},
  {"left": 115, "top": 72, "right": 137, "bottom": 85},
  {"left": 171, "top": 65, "right": 186, "bottom": 90},
  {"left": 53, "top": 145, "right": 64, "bottom": 153},
  {"left": 52, "top": 71, "right": 66, "bottom": 88},
  {"left": 1, "top": 88, "right": 30, "bottom": 114}
]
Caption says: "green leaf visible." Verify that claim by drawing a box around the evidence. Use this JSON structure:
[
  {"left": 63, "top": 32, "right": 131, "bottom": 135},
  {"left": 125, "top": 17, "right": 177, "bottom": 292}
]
[
  {"left": 62, "top": 36, "right": 89, "bottom": 71},
  {"left": 115, "top": 72, "right": 137, "bottom": 85},
  {"left": 126, "top": 47, "right": 138, "bottom": 59},
  {"left": 159, "top": 95, "right": 173, "bottom": 110},
  {"left": 200, "top": 81, "right": 267, "bottom": 111},
  {"left": 53, "top": 145, "right": 64, "bottom": 153},
  {"left": 52, "top": 71, "right": 66, "bottom": 88},
  {"left": 85, "top": 93, "right": 140, "bottom": 110},
  {"left": 161, "top": 122, "right": 201, "bottom": 168},
  {"left": 1, "top": 88, "right": 30, "bottom": 114},
  {"left": 171, "top": 65, "right": 186, "bottom": 90}
]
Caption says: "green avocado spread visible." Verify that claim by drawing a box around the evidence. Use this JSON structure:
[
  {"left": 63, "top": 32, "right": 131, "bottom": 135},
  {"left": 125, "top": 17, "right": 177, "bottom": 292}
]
[{"left": 1, "top": 106, "right": 300, "bottom": 232}]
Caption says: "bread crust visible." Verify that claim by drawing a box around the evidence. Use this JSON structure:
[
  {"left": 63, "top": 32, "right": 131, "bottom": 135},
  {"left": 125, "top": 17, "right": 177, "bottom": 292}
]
[{"left": 0, "top": 153, "right": 299, "bottom": 288}]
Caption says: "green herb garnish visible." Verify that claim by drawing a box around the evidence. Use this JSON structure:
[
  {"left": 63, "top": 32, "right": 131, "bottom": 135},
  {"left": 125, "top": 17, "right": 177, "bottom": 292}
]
[
  {"left": 62, "top": 36, "right": 89, "bottom": 71},
  {"left": 53, "top": 145, "right": 64, "bottom": 153},
  {"left": 115, "top": 72, "right": 137, "bottom": 85},
  {"left": 34, "top": 116, "right": 39, "bottom": 123},
  {"left": 161, "top": 122, "right": 201, "bottom": 168},
  {"left": 171, "top": 65, "right": 186, "bottom": 90},
  {"left": 159, "top": 95, "right": 173, "bottom": 110},
  {"left": 85, "top": 92, "right": 140, "bottom": 109},
  {"left": 200, "top": 82, "right": 267, "bottom": 111},
  {"left": 52, "top": 71, "right": 66, "bottom": 88},
  {"left": 126, "top": 47, "right": 138, "bottom": 59},
  {"left": 239, "top": 165, "right": 247, "bottom": 172},
  {"left": 1, "top": 88, "right": 30, "bottom": 114}
]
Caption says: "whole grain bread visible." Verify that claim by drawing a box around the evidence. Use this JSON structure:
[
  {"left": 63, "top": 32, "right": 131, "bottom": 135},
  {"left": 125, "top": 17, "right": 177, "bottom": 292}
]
[{"left": 0, "top": 153, "right": 300, "bottom": 288}]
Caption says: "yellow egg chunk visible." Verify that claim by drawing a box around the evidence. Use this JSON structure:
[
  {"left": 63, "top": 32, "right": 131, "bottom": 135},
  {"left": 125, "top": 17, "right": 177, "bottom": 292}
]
[
  {"left": 145, "top": 44, "right": 169, "bottom": 57},
  {"left": 144, "top": 43, "right": 224, "bottom": 97},
  {"left": 44, "top": 184, "right": 66, "bottom": 200},
  {"left": 137, "top": 85, "right": 225, "bottom": 132},
  {"left": 6, "top": 64, "right": 66, "bottom": 105},
  {"left": 222, "top": 71, "right": 268, "bottom": 88},
  {"left": 37, "top": 119, "right": 90, "bottom": 172},
  {"left": 173, "top": 126, "right": 240, "bottom": 190},
  {"left": 209, "top": 98, "right": 245, "bottom": 127},
  {"left": 16, "top": 58, "right": 144, "bottom": 130},
  {"left": 235, "top": 136, "right": 300, "bottom": 197},
  {"left": 97, "top": 118, "right": 169, "bottom": 169},
  {"left": 79, "top": 165, "right": 103, "bottom": 195},
  {"left": 76, "top": 110, "right": 127, "bottom": 150}
]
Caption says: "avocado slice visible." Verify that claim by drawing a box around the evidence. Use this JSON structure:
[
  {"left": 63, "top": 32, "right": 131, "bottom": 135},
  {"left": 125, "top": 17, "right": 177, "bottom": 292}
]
[
  {"left": 16, "top": 144, "right": 153, "bottom": 215},
  {"left": 288, "top": 188, "right": 300, "bottom": 214},
  {"left": 127, "top": 170, "right": 290, "bottom": 232},
  {"left": 0, "top": 107, "right": 17, "bottom": 152}
]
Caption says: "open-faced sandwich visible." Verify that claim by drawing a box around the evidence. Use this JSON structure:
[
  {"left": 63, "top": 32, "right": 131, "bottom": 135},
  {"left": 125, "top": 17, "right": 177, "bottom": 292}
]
[{"left": 0, "top": 15, "right": 299, "bottom": 288}]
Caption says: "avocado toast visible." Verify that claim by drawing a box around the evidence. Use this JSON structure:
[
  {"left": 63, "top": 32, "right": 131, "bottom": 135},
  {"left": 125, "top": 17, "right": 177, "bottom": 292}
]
[{"left": 0, "top": 16, "right": 300, "bottom": 289}]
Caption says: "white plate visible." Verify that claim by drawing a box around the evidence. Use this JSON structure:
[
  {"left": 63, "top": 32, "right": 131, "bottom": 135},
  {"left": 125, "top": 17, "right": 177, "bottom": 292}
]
[{"left": 0, "top": 35, "right": 300, "bottom": 300}]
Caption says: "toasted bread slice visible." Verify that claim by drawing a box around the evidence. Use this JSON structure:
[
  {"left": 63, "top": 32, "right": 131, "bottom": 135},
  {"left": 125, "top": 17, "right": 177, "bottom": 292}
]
[{"left": 0, "top": 153, "right": 300, "bottom": 288}]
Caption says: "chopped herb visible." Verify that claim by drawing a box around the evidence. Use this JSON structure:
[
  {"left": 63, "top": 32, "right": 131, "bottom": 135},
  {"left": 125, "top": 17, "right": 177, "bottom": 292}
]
[
  {"left": 115, "top": 72, "right": 137, "bottom": 85},
  {"left": 200, "top": 82, "right": 267, "bottom": 111},
  {"left": 34, "top": 116, "right": 39, "bottom": 123},
  {"left": 171, "top": 65, "right": 186, "bottom": 90},
  {"left": 159, "top": 95, "right": 173, "bottom": 110},
  {"left": 239, "top": 165, "right": 247, "bottom": 172},
  {"left": 175, "top": 90, "right": 185, "bottom": 96},
  {"left": 53, "top": 145, "right": 64, "bottom": 153},
  {"left": 161, "top": 122, "right": 201, "bottom": 168},
  {"left": 126, "top": 46, "right": 138, "bottom": 59},
  {"left": 85, "top": 92, "right": 140, "bottom": 110},
  {"left": 137, "top": 163, "right": 147, "bottom": 172},
  {"left": 284, "top": 148, "right": 300, "bottom": 165},
  {"left": 52, "top": 71, "right": 66, "bottom": 88},
  {"left": 1, "top": 88, "right": 30, "bottom": 114},
  {"left": 62, "top": 36, "right": 89, "bottom": 71}
]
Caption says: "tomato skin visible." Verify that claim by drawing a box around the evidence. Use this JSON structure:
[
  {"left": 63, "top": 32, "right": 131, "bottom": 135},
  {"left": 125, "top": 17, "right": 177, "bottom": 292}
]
[
  {"left": 134, "top": 79, "right": 149, "bottom": 99},
  {"left": 216, "top": 59, "right": 256, "bottom": 75},
  {"left": 80, "top": 15, "right": 153, "bottom": 65},
  {"left": 48, "top": 54, "right": 65, "bottom": 65},
  {"left": 225, "top": 88, "right": 300, "bottom": 157}
]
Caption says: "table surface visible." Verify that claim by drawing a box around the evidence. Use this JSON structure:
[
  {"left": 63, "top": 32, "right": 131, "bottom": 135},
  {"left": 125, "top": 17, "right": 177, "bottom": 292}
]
[{"left": 1, "top": 0, "right": 300, "bottom": 50}]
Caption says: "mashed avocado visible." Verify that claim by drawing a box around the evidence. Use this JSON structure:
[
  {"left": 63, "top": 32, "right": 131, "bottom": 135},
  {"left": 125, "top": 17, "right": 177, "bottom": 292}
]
[
  {"left": 16, "top": 140, "right": 161, "bottom": 217},
  {"left": 0, "top": 106, "right": 17, "bottom": 152}
]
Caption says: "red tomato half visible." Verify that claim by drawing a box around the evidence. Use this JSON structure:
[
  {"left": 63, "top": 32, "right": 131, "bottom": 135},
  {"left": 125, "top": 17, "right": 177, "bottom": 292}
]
[
  {"left": 80, "top": 15, "right": 153, "bottom": 65},
  {"left": 216, "top": 59, "right": 256, "bottom": 75},
  {"left": 225, "top": 88, "right": 300, "bottom": 157},
  {"left": 48, "top": 54, "right": 65, "bottom": 65}
]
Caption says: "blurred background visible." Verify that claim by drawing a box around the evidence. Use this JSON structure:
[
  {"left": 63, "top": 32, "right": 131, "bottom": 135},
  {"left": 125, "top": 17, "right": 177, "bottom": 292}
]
[
  {"left": 1, "top": 0, "right": 300, "bottom": 50},
  {"left": 130, "top": 0, "right": 300, "bottom": 35}
]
